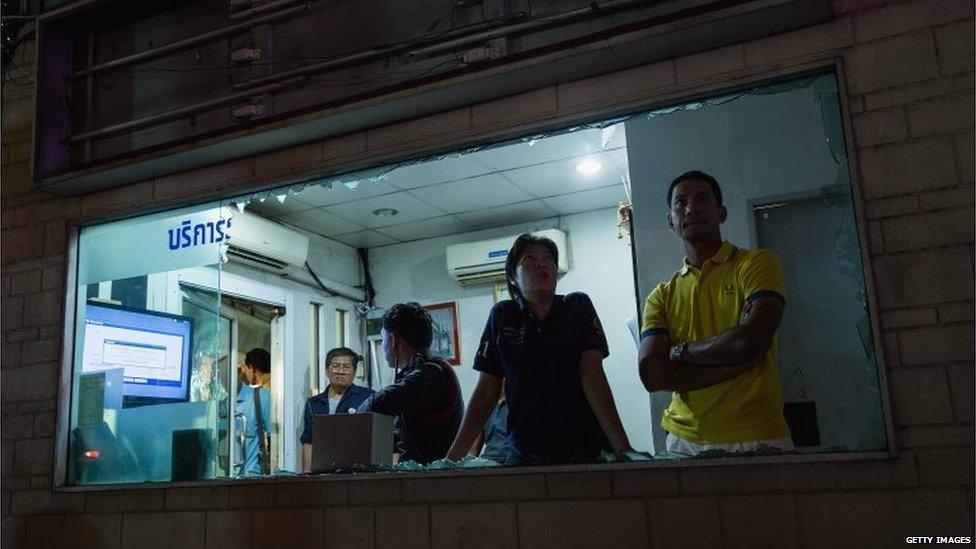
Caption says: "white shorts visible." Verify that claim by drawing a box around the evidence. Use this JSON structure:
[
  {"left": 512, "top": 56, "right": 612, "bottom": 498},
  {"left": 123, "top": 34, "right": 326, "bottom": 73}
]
[{"left": 666, "top": 432, "right": 794, "bottom": 457}]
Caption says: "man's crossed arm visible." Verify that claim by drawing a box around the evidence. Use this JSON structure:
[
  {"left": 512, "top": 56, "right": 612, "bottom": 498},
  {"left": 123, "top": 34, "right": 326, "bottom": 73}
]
[{"left": 638, "top": 295, "right": 784, "bottom": 393}]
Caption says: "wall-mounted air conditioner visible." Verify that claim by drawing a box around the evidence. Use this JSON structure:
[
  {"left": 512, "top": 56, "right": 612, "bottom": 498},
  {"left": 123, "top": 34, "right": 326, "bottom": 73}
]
[
  {"left": 227, "top": 211, "right": 309, "bottom": 274},
  {"left": 446, "top": 229, "right": 568, "bottom": 285}
]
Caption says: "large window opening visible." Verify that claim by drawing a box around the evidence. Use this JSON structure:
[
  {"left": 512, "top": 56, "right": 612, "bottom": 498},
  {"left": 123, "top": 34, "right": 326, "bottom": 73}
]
[{"left": 61, "top": 71, "right": 889, "bottom": 487}]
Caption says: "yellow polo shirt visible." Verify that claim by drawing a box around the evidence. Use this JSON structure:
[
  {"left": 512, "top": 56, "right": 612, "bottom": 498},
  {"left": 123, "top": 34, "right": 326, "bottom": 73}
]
[{"left": 641, "top": 241, "right": 790, "bottom": 444}]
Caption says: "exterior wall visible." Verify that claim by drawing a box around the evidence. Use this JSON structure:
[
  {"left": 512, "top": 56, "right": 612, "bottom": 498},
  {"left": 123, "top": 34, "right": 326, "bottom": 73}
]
[{"left": 1, "top": 0, "right": 973, "bottom": 546}]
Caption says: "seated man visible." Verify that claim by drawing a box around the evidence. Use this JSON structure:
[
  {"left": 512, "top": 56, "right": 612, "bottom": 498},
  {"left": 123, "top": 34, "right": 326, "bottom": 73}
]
[
  {"left": 237, "top": 348, "right": 272, "bottom": 476},
  {"left": 638, "top": 170, "right": 792, "bottom": 457},
  {"left": 300, "top": 347, "right": 375, "bottom": 472},
  {"left": 358, "top": 302, "right": 463, "bottom": 465}
]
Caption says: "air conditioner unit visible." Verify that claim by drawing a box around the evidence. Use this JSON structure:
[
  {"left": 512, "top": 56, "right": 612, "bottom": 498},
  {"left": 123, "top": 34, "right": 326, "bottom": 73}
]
[
  {"left": 226, "top": 211, "right": 309, "bottom": 274},
  {"left": 446, "top": 229, "right": 568, "bottom": 285}
]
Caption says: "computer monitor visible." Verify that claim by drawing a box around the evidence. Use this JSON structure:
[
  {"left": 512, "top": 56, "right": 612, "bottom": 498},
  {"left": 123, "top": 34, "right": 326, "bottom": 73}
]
[{"left": 82, "top": 302, "right": 194, "bottom": 407}]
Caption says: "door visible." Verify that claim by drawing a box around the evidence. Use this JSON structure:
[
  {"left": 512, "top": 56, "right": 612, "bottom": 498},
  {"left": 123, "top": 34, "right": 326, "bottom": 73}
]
[{"left": 755, "top": 195, "right": 885, "bottom": 451}]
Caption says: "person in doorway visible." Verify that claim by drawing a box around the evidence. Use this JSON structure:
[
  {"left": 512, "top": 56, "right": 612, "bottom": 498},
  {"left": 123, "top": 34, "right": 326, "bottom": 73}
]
[
  {"left": 237, "top": 347, "right": 272, "bottom": 476},
  {"left": 637, "top": 170, "right": 792, "bottom": 456},
  {"left": 357, "top": 302, "right": 463, "bottom": 465},
  {"left": 445, "top": 233, "right": 634, "bottom": 464},
  {"left": 300, "top": 347, "right": 375, "bottom": 472}
]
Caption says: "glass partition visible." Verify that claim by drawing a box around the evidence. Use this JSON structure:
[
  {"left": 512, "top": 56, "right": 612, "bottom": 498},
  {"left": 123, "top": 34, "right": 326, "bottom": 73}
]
[
  {"left": 627, "top": 73, "right": 887, "bottom": 454},
  {"left": 61, "top": 69, "right": 890, "bottom": 487},
  {"left": 70, "top": 202, "right": 230, "bottom": 484}
]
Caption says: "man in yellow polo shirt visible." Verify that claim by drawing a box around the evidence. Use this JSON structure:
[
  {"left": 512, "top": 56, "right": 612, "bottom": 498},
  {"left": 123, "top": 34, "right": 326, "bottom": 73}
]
[{"left": 638, "top": 170, "right": 792, "bottom": 456}]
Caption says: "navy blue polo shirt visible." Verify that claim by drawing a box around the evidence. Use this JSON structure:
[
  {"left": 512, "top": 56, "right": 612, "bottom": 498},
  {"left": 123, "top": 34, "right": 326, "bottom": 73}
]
[
  {"left": 300, "top": 384, "right": 375, "bottom": 445},
  {"left": 474, "top": 292, "right": 611, "bottom": 462}
]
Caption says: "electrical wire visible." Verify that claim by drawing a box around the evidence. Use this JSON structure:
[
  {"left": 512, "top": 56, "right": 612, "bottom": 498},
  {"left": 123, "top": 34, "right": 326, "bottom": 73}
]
[
  {"left": 304, "top": 260, "right": 337, "bottom": 297},
  {"left": 398, "top": 58, "right": 461, "bottom": 85},
  {"left": 356, "top": 247, "right": 375, "bottom": 309},
  {"left": 1, "top": 25, "right": 34, "bottom": 84}
]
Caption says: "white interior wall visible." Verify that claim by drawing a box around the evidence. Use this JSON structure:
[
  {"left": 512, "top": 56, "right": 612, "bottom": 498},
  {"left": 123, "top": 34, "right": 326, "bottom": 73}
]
[
  {"left": 367, "top": 207, "right": 651, "bottom": 452},
  {"left": 624, "top": 74, "right": 869, "bottom": 451},
  {"left": 627, "top": 78, "right": 844, "bottom": 295}
]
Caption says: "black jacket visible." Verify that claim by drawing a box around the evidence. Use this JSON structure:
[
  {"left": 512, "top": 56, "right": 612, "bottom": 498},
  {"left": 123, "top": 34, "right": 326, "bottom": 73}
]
[{"left": 359, "top": 354, "right": 463, "bottom": 464}]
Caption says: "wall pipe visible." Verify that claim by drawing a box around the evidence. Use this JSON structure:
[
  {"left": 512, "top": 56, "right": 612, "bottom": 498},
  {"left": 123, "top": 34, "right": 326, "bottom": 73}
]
[
  {"left": 70, "top": 2, "right": 309, "bottom": 78},
  {"left": 406, "top": 0, "right": 648, "bottom": 59},
  {"left": 66, "top": 0, "right": 673, "bottom": 143},
  {"left": 231, "top": 9, "right": 531, "bottom": 89},
  {"left": 237, "top": 0, "right": 649, "bottom": 90},
  {"left": 68, "top": 76, "right": 308, "bottom": 143},
  {"left": 228, "top": 0, "right": 306, "bottom": 21}
]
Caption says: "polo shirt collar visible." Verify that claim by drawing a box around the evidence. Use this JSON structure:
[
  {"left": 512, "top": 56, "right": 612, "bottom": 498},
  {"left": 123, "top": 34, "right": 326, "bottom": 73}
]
[
  {"left": 680, "top": 240, "right": 735, "bottom": 276},
  {"left": 514, "top": 294, "right": 565, "bottom": 324}
]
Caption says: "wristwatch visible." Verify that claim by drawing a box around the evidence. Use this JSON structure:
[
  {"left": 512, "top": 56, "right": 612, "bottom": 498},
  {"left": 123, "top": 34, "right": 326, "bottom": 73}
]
[{"left": 669, "top": 342, "right": 688, "bottom": 362}]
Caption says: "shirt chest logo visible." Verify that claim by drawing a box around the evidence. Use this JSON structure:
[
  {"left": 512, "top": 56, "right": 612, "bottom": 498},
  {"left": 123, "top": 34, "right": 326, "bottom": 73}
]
[{"left": 502, "top": 326, "right": 525, "bottom": 346}]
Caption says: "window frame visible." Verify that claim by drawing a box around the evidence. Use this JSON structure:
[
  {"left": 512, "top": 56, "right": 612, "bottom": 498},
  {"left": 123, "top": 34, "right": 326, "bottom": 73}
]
[{"left": 53, "top": 59, "right": 897, "bottom": 491}]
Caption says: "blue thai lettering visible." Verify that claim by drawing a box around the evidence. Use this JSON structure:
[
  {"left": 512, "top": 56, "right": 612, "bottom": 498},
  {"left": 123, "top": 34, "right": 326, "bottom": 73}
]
[
  {"left": 192, "top": 223, "right": 206, "bottom": 246},
  {"left": 169, "top": 216, "right": 234, "bottom": 251},
  {"left": 179, "top": 220, "right": 192, "bottom": 248},
  {"left": 167, "top": 227, "right": 181, "bottom": 250}
]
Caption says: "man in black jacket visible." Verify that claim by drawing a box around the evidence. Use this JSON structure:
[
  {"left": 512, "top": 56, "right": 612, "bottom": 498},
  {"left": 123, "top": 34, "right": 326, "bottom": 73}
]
[{"left": 358, "top": 302, "right": 463, "bottom": 465}]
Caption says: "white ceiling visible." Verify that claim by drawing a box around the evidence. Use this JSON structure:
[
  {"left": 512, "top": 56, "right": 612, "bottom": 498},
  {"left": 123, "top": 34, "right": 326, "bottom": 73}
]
[{"left": 248, "top": 124, "right": 631, "bottom": 247}]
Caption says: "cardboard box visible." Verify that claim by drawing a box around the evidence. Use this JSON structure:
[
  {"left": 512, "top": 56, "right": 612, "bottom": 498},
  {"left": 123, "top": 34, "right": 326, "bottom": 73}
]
[{"left": 311, "top": 412, "right": 394, "bottom": 470}]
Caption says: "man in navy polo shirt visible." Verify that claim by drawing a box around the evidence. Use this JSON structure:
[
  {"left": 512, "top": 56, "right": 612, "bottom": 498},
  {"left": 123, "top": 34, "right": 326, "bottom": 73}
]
[
  {"left": 300, "top": 347, "right": 374, "bottom": 472},
  {"left": 446, "top": 234, "right": 633, "bottom": 464}
]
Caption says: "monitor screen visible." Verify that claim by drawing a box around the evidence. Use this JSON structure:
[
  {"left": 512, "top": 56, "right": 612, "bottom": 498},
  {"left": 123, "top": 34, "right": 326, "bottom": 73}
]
[{"left": 82, "top": 302, "right": 194, "bottom": 406}]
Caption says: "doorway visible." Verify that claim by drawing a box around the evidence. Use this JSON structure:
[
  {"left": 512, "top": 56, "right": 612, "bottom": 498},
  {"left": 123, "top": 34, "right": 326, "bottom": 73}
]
[{"left": 754, "top": 194, "right": 886, "bottom": 451}]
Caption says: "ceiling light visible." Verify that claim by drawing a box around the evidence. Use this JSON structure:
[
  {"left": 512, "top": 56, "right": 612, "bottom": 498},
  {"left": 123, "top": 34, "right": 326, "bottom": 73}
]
[
  {"left": 372, "top": 208, "right": 399, "bottom": 218},
  {"left": 574, "top": 159, "right": 602, "bottom": 174}
]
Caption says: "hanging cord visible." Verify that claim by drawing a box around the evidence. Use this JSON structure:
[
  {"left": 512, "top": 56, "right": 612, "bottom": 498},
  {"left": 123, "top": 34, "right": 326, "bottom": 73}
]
[
  {"left": 357, "top": 247, "right": 377, "bottom": 309},
  {"left": 356, "top": 247, "right": 378, "bottom": 389},
  {"left": 304, "top": 260, "right": 336, "bottom": 297}
]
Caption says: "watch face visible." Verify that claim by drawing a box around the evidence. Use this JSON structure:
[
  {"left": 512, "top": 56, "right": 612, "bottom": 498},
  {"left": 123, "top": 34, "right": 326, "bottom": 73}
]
[
  {"left": 670, "top": 343, "right": 686, "bottom": 361},
  {"left": 670, "top": 345, "right": 681, "bottom": 361}
]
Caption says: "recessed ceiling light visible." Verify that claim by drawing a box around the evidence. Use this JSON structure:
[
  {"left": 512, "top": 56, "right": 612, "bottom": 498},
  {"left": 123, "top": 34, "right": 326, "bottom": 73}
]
[
  {"left": 574, "top": 159, "right": 602, "bottom": 174},
  {"left": 372, "top": 208, "right": 399, "bottom": 217}
]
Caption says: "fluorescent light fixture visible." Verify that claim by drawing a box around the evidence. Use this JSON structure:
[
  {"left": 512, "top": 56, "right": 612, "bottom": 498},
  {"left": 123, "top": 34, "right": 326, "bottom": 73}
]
[{"left": 574, "top": 159, "right": 602, "bottom": 175}]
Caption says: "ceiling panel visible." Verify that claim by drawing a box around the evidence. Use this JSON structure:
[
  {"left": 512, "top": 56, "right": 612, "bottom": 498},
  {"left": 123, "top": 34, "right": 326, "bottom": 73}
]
[
  {"left": 324, "top": 191, "right": 448, "bottom": 229},
  {"left": 506, "top": 148, "right": 629, "bottom": 198},
  {"left": 278, "top": 208, "right": 365, "bottom": 237},
  {"left": 374, "top": 215, "right": 473, "bottom": 242},
  {"left": 247, "top": 194, "right": 315, "bottom": 217},
  {"left": 254, "top": 130, "right": 633, "bottom": 247},
  {"left": 407, "top": 173, "right": 533, "bottom": 214},
  {"left": 541, "top": 184, "right": 628, "bottom": 216},
  {"left": 386, "top": 155, "right": 494, "bottom": 190},
  {"left": 295, "top": 179, "right": 398, "bottom": 207},
  {"left": 456, "top": 199, "right": 559, "bottom": 229},
  {"left": 330, "top": 230, "right": 399, "bottom": 248},
  {"left": 475, "top": 128, "right": 607, "bottom": 171}
]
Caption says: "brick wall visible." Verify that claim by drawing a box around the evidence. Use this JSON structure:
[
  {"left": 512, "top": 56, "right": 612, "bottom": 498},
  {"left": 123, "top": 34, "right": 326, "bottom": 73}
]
[{"left": 2, "top": 0, "right": 973, "bottom": 547}]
